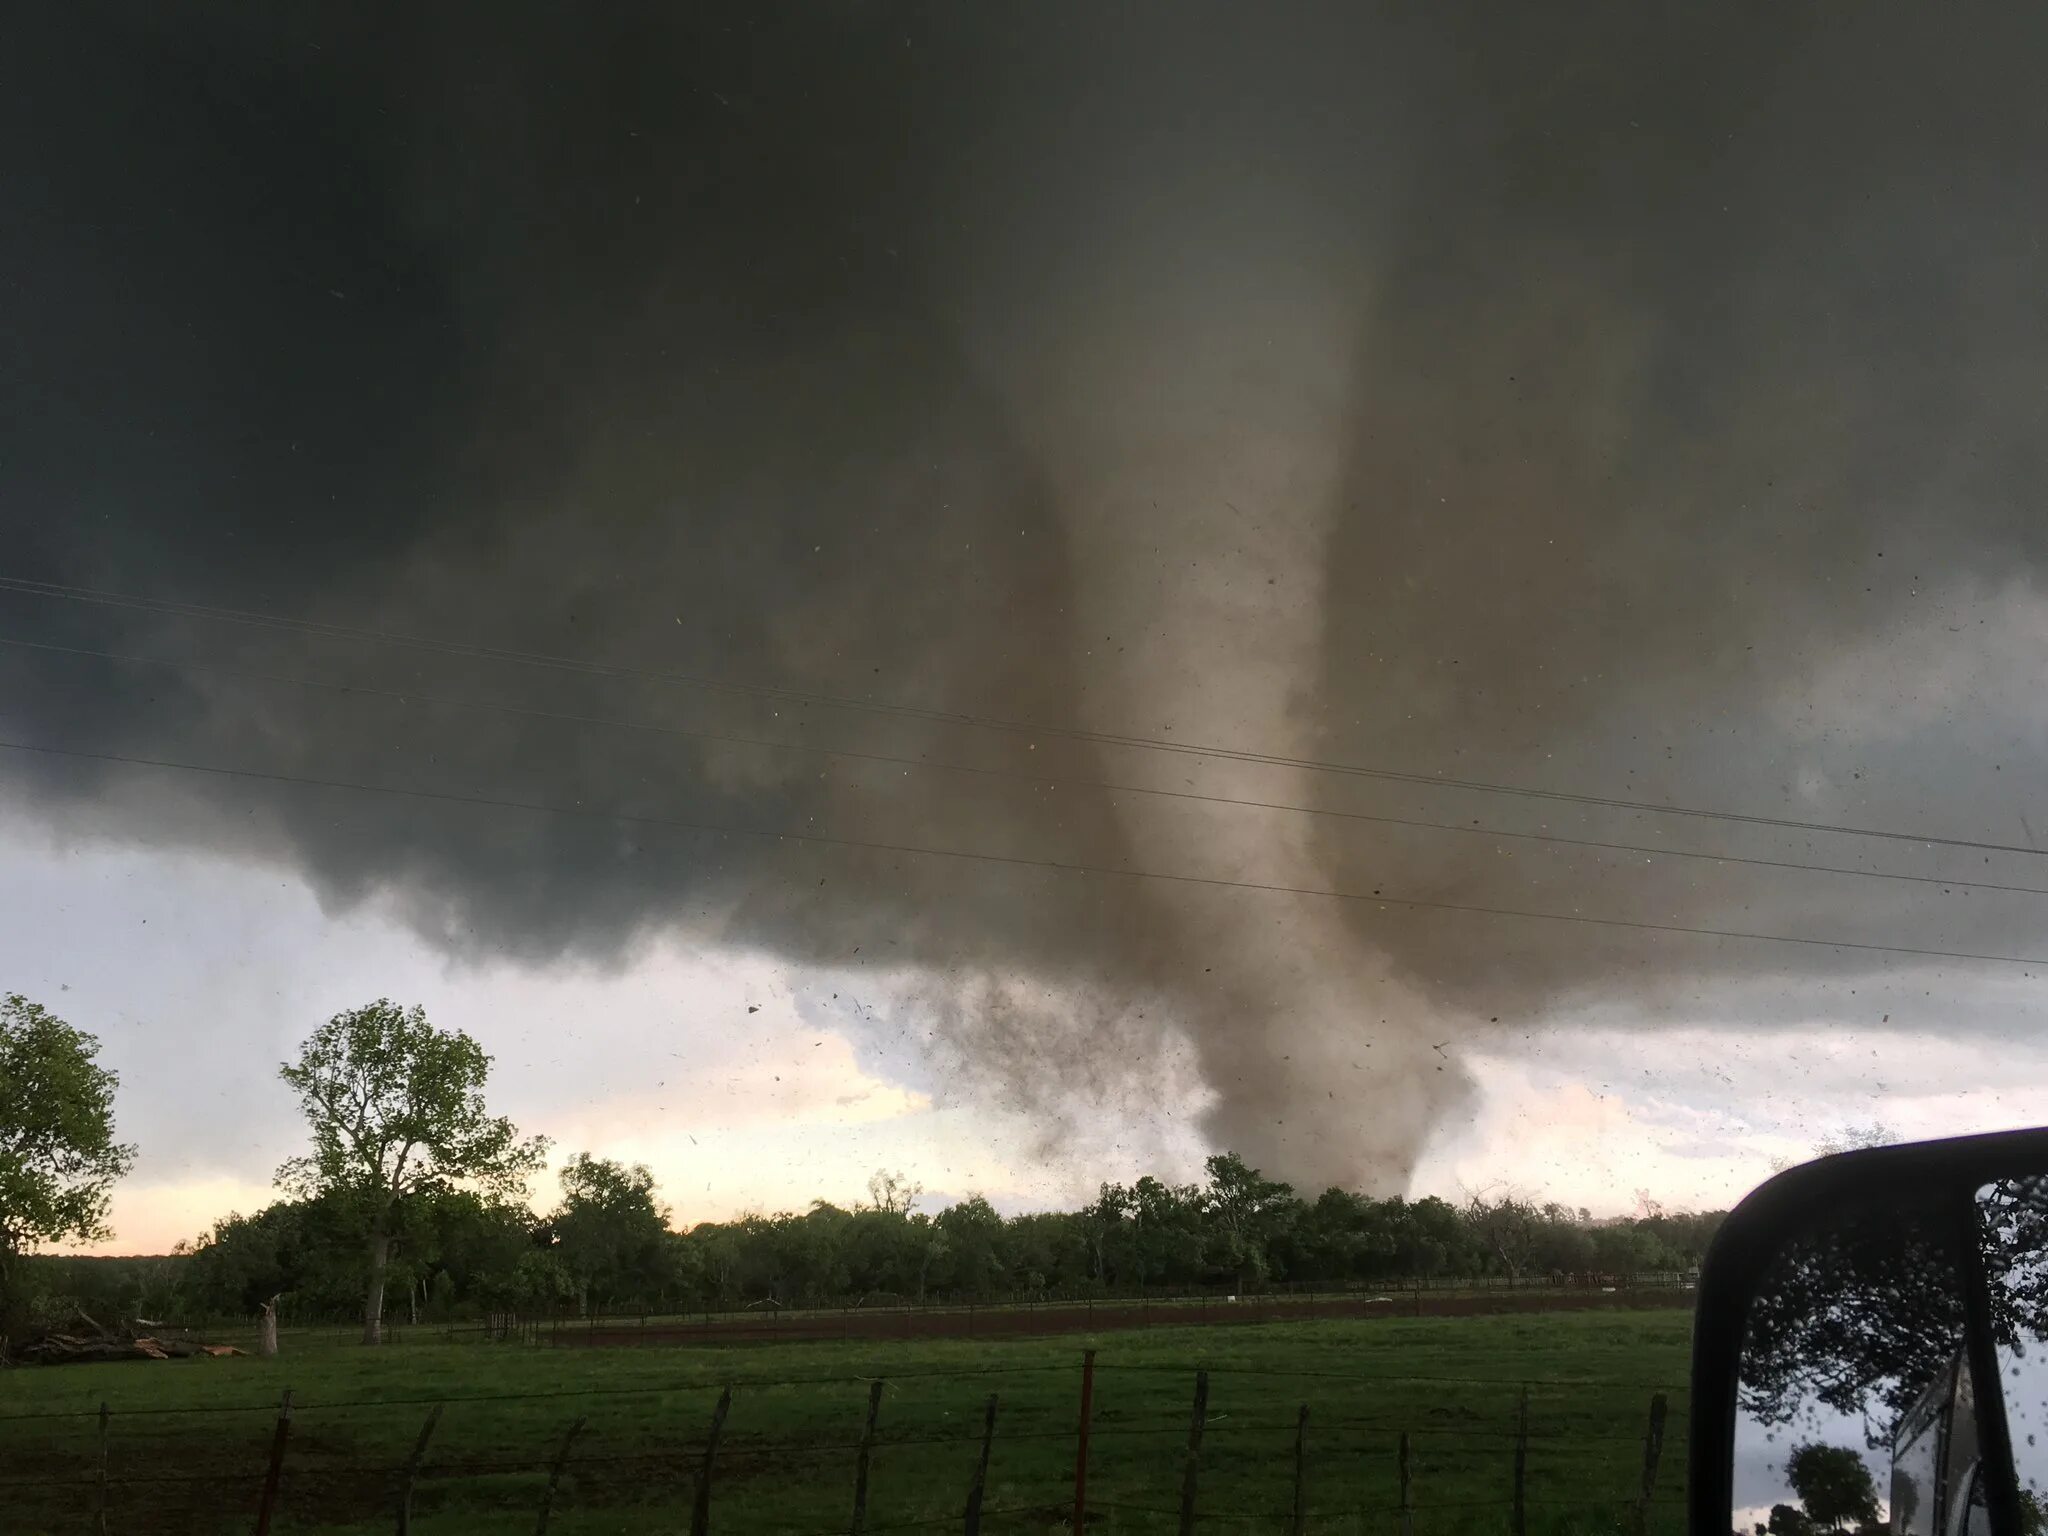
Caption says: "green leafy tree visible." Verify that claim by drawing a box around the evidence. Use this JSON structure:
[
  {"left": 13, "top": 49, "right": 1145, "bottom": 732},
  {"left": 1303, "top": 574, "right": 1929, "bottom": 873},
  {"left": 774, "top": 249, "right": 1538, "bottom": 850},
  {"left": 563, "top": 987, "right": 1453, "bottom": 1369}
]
[
  {"left": 683, "top": 1222, "right": 742, "bottom": 1303},
  {"left": 1200, "top": 1153, "right": 1296, "bottom": 1290},
  {"left": 185, "top": 1204, "right": 307, "bottom": 1318},
  {"left": 1088, "top": 1182, "right": 1136, "bottom": 1286},
  {"left": 935, "top": 1196, "right": 1007, "bottom": 1295},
  {"left": 0, "top": 994, "right": 135, "bottom": 1337},
  {"left": 1400, "top": 1195, "right": 1479, "bottom": 1276},
  {"left": 547, "top": 1153, "right": 672, "bottom": 1314},
  {"left": 1784, "top": 1443, "right": 1879, "bottom": 1532},
  {"left": 779, "top": 1203, "right": 853, "bottom": 1301},
  {"left": 909, "top": 1215, "right": 949, "bottom": 1303},
  {"left": 401, "top": 1190, "right": 547, "bottom": 1318},
  {"left": 1464, "top": 1189, "right": 1542, "bottom": 1281},
  {"left": 278, "top": 1000, "right": 546, "bottom": 1344},
  {"left": 843, "top": 1206, "right": 921, "bottom": 1299},
  {"left": 1002, "top": 1210, "right": 1090, "bottom": 1292},
  {"left": 1529, "top": 1202, "right": 1596, "bottom": 1274},
  {"left": 1131, "top": 1176, "right": 1207, "bottom": 1286}
]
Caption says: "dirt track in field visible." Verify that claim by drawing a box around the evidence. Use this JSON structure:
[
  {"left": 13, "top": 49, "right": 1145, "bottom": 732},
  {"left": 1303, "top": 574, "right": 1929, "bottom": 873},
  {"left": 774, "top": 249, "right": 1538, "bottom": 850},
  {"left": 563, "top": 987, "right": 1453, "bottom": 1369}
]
[{"left": 552, "top": 1286, "right": 1693, "bottom": 1349}]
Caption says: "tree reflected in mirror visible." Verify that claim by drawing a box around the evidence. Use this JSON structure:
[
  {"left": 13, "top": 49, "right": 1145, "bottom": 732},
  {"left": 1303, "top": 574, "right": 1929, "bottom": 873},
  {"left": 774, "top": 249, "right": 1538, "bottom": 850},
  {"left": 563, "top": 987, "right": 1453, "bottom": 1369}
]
[
  {"left": 1734, "top": 1188, "right": 1967, "bottom": 1532},
  {"left": 1977, "top": 1173, "right": 2048, "bottom": 1515}
]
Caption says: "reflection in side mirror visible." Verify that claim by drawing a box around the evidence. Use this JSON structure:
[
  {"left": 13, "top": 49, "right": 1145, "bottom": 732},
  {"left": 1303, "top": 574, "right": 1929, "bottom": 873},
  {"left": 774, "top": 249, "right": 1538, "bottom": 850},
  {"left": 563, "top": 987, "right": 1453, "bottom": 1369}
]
[
  {"left": 1692, "top": 1130, "right": 2048, "bottom": 1536},
  {"left": 1891, "top": 1351, "right": 1984, "bottom": 1536},
  {"left": 1738, "top": 1184, "right": 1969, "bottom": 1534},
  {"left": 1975, "top": 1176, "right": 2048, "bottom": 1527}
]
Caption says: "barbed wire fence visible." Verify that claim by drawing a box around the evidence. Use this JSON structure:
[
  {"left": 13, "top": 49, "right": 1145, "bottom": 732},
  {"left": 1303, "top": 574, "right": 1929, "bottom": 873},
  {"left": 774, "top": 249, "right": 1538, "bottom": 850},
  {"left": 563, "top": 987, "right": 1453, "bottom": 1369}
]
[
  {"left": 102, "top": 1271, "right": 1697, "bottom": 1355},
  {"left": 0, "top": 1353, "right": 1689, "bottom": 1535}
]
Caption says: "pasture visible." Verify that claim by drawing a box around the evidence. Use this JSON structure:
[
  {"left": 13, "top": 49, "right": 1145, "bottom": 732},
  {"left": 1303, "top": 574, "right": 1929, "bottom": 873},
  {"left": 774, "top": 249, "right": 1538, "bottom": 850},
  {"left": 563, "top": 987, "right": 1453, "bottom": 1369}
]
[{"left": 0, "top": 1306, "right": 1692, "bottom": 1535}]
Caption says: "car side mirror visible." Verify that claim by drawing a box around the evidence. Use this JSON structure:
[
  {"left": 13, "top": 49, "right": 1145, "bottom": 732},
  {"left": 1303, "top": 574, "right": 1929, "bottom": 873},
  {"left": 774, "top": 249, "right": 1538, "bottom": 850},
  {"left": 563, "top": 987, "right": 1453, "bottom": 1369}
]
[{"left": 1690, "top": 1128, "right": 2048, "bottom": 1536}]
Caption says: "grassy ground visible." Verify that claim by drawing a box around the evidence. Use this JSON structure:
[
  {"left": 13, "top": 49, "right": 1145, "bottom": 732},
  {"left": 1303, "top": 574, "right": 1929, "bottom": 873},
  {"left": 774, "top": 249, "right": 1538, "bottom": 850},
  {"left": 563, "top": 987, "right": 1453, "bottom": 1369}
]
[{"left": 0, "top": 1309, "right": 1691, "bottom": 1535}]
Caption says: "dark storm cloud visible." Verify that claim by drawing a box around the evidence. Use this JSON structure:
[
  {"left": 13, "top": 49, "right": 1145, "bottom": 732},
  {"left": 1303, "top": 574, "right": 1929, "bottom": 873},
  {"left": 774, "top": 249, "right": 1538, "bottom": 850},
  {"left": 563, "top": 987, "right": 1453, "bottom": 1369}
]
[
  {"left": 6, "top": 3, "right": 2048, "bottom": 1192},
  {"left": 1309, "top": 6, "right": 2048, "bottom": 1014}
]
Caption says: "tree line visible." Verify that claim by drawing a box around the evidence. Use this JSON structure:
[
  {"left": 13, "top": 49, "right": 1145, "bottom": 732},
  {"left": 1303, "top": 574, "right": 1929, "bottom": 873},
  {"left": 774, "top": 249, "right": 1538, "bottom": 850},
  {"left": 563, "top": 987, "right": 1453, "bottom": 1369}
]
[{"left": 1, "top": 993, "right": 1723, "bottom": 1345}]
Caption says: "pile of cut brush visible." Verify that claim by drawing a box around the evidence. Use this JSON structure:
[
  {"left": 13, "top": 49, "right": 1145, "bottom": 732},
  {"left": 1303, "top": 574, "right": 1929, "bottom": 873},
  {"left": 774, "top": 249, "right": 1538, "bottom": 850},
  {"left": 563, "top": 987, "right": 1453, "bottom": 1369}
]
[{"left": 6, "top": 1309, "right": 244, "bottom": 1366}]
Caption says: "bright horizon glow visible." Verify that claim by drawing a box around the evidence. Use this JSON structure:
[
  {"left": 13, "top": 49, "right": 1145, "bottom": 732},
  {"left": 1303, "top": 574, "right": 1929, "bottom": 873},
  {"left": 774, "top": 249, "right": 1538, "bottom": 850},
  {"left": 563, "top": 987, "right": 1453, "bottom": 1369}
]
[{"left": 11, "top": 824, "right": 2047, "bottom": 1257}]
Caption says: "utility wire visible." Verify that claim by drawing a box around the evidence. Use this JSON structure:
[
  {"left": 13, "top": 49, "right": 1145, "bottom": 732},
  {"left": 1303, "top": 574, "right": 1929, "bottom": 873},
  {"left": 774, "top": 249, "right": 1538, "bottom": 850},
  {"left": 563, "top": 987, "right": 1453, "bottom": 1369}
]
[
  {"left": 6, "top": 631, "right": 2041, "bottom": 902},
  {"left": 5, "top": 571, "right": 2042, "bottom": 860},
  {"left": 3, "top": 734, "right": 2045, "bottom": 970}
]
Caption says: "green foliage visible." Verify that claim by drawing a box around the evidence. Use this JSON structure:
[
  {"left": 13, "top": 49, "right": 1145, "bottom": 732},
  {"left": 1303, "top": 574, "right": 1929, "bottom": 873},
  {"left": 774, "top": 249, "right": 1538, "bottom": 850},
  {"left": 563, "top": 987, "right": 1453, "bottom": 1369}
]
[
  {"left": 0, "top": 993, "right": 135, "bottom": 1331},
  {"left": 277, "top": 999, "right": 546, "bottom": 1340},
  {"left": 278, "top": 999, "right": 547, "bottom": 1210},
  {"left": 934, "top": 1195, "right": 1005, "bottom": 1293},
  {"left": 10, "top": 1251, "right": 186, "bottom": 1325},
  {"left": 1202, "top": 1153, "right": 1293, "bottom": 1288},
  {"left": 179, "top": 1188, "right": 566, "bottom": 1321},
  {"left": 1465, "top": 1192, "right": 1544, "bottom": 1279},
  {"left": 546, "top": 1153, "right": 673, "bottom": 1313},
  {"left": 0, "top": 993, "right": 135, "bottom": 1251},
  {"left": 1783, "top": 1442, "right": 1879, "bottom": 1531},
  {"left": 101, "top": 1139, "right": 1722, "bottom": 1328}
]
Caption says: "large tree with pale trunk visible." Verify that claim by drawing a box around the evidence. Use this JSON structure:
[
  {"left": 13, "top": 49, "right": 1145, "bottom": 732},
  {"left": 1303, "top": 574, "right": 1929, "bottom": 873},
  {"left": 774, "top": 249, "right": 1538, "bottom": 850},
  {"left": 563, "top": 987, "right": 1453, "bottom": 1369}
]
[
  {"left": 278, "top": 1000, "right": 545, "bottom": 1345},
  {"left": 0, "top": 993, "right": 135, "bottom": 1344}
]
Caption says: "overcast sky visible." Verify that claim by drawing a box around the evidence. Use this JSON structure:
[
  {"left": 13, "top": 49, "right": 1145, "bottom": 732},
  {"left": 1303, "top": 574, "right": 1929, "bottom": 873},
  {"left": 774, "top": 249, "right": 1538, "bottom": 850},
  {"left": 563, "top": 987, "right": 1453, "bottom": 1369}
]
[{"left": 10, "top": 5, "right": 2048, "bottom": 1250}]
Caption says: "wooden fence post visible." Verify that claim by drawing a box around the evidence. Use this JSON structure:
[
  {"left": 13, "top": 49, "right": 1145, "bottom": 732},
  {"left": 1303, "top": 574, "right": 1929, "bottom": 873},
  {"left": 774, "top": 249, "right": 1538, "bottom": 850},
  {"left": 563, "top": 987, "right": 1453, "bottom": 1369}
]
[
  {"left": 963, "top": 1393, "right": 998, "bottom": 1534},
  {"left": 1072, "top": 1349, "right": 1097, "bottom": 1532},
  {"left": 1289, "top": 1403, "right": 1309, "bottom": 1536},
  {"left": 1176, "top": 1369, "right": 1209, "bottom": 1536},
  {"left": 1633, "top": 1392, "right": 1669, "bottom": 1536},
  {"left": 850, "top": 1379, "right": 885, "bottom": 1535},
  {"left": 689, "top": 1386, "right": 733, "bottom": 1536},
  {"left": 1398, "top": 1431, "right": 1414, "bottom": 1536},
  {"left": 1511, "top": 1386, "right": 1528, "bottom": 1536},
  {"left": 95, "top": 1401, "right": 109, "bottom": 1536},
  {"left": 533, "top": 1416, "right": 586, "bottom": 1536},
  {"left": 396, "top": 1403, "right": 443, "bottom": 1535},
  {"left": 253, "top": 1388, "right": 293, "bottom": 1536}
]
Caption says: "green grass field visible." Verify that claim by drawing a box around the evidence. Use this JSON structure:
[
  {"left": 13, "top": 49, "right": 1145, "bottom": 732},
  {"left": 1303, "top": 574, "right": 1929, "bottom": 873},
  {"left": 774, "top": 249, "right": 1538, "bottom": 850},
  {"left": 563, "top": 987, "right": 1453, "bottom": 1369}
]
[{"left": 0, "top": 1309, "right": 1691, "bottom": 1535}]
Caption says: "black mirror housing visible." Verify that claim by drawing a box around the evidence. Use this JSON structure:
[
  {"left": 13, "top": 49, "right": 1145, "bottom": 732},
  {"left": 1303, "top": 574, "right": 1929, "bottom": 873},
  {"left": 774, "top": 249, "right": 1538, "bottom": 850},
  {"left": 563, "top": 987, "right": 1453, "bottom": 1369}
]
[{"left": 1691, "top": 1127, "right": 2048, "bottom": 1536}]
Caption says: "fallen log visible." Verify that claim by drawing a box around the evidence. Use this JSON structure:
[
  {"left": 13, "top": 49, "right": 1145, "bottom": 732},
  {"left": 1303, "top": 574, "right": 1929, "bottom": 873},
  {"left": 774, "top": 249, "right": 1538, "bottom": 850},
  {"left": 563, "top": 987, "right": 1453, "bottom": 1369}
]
[{"left": 11, "top": 1322, "right": 245, "bottom": 1365}]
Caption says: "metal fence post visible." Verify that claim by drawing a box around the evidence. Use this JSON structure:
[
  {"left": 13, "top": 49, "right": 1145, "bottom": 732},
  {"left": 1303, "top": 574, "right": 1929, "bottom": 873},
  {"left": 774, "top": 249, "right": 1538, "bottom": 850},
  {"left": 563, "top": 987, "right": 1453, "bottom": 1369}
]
[
  {"left": 850, "top": 1379, "right": 885, "bottom": 1535},
  {"left": 1634, "top": 1392, "right": 1669, "bottom": 1536},
  {"left": 95, "top": 1401, "right": 110, "bottom": 1536},
  {"left": 963, "top": 1393, "right": 998, "bottom": 1534},
  {"left": 1073, "top": 1348, "right": 1097, "bottom": 1531},
  {"left": 1512, "top": 1386, "right": 1528, "bottom": 1536},
  {"left": 1289, "top": 1403, "right": 1309, "bottom": 1536},
  {"left": 689, "top": 1386, "right": 733, "bottom": 1536},
  {"left": 533, "top": 1416, "right": 586, "bottom": 1536},
  {"left": 396, "top": 1402, "right": 443, "bottom": 1535},
  {"left": 1176, "top": 1369, "right": 1209, "bottom": 1536},
  {"left": 1398, "top": 1430, "right": 1414, "bottom": 1536},
  {"left": 253, "top": 1388, "right": 293, "bottom": 1536}
]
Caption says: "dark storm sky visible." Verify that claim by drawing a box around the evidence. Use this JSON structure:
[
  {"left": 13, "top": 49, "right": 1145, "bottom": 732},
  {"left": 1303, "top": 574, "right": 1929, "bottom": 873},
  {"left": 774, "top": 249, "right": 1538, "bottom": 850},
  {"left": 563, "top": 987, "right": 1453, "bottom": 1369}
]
[{"left": 7, "top": 3, "right": 2048, "bottom": 1191}]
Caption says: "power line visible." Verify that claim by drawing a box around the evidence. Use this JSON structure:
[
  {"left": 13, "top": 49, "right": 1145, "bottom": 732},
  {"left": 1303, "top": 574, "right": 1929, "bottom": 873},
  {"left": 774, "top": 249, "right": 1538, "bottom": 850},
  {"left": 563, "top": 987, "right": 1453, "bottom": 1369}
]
[
  {"left": 3, "top": 734, "right": 2045, "bottom": 971},
  {"left": 4, "top": 571, "right": 2040, "bottom": 861},
  {"left": 8, "top": 631, "right": 2043, "bottom": 902}
]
